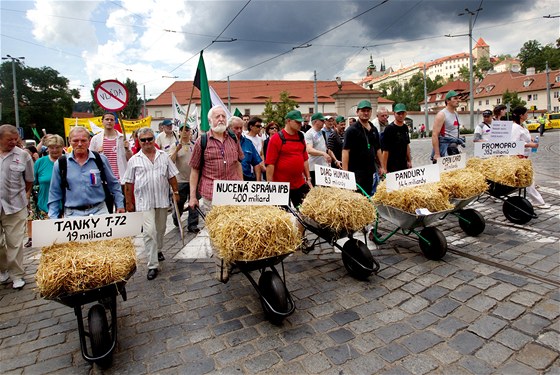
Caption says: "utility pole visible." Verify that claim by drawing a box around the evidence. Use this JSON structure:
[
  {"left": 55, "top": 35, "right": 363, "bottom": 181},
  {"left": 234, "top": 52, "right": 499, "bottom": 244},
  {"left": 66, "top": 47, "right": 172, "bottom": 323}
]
[
  {"left": 227, "top": 76, "right": 231, "bottom": 112},
  {"left": 459, "top": 8, "right": 481, "bottom": 130},
  {"left": 1, "top": 55, "right": 25, "bottom": 129},
  {"left": 546, "top": 61, "right": 551, "bottom": 113},
  {"left": 313, "top": 70, "right": 318, "bottom": 113},
  {"left": 423, "top": 63, "right": 429, "bottom": 131},
  {"left": 143, "top": 85, "right": 146, "bottom": 118}
]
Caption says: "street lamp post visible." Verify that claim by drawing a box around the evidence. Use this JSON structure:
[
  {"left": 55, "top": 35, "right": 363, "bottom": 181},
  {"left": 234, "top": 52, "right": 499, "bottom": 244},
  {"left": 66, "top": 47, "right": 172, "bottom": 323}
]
[
  {"left": 458, "top": 8, "right": 480, "bottom": 130},
  {"left": 1, "top": 55, "right": 25, "bottom": 129}
]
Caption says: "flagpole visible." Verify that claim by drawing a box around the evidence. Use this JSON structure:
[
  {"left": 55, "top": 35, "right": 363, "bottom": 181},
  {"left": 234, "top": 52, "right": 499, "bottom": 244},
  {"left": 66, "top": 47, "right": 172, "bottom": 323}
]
[{"left": 184, "top": 84, "right": 196, "bottom": 125}]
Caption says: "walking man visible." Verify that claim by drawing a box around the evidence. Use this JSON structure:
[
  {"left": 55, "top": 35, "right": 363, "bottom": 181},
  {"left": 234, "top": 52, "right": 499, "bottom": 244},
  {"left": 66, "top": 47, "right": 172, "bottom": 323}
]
[
  {"left": 381, "top": 103, "right": 412, "bottom": 173},
  {"left": 327, "top": 115, "right": 346, "bottom": 168},
  {"left": 0, "top": 125, "right": 34, "bottom": 289},
  {"left": 432, "top": 90, "right": 462, "bottom": 161},
  {"left": 342, "top": 100, "right": 385, "bottom": 195},
  {"left": 230, "top": 117, "right": 263, "bottom": 181},
  {"left": 123, "top": 127, "right": 180, "bottom": 280},
  {"left": 305, "top": 112, "right": 331, "bottom": 185}
]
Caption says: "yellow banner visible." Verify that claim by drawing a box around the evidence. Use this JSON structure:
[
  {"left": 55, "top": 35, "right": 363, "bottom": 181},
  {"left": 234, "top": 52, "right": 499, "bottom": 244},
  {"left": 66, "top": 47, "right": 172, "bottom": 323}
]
[{"left": 63, "top": 116, "right": 152, "bottom": 137}]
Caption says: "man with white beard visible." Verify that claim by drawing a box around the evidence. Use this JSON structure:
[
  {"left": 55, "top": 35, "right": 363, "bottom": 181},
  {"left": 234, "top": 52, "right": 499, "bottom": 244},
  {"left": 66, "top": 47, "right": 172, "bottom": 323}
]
[
  {"left": 188, "top": 106, "right": 244, "bottom": 283},
  {"left": 189, "top": 106, "right": 244, "bottom": 213}
]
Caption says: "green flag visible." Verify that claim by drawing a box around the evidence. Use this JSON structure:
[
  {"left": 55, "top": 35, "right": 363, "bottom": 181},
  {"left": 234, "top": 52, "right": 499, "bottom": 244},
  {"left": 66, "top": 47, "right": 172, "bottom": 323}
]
[
  {"left": 233, "top": 108, "right": 242, "bottom": 117},
  {"left": 193, "top": 51, "right": 212, "bottom": 132},
  {"left": 31, "top": 127, "right": 41, "bottom": 141}
]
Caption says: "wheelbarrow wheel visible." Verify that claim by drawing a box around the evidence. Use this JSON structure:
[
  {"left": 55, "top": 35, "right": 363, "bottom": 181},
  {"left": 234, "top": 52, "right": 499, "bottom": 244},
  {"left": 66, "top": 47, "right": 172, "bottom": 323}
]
[
  {"left": 342, "top": 239, "right": 373, "bottom": 280},
  {"left": 458, "top": 209, "right": 485, "bottom": 236},
  {"left": 258, "top": 271, "right": 288, "bottom": 325},
  {"left": 88, "top": 304, "right": 113, "bottom": 368},
  {"left": 419, "top": 227, "right": 447, "bottom": 260},
  {"left": 503, "top": 196, "right": 534, "bottom": 224}
]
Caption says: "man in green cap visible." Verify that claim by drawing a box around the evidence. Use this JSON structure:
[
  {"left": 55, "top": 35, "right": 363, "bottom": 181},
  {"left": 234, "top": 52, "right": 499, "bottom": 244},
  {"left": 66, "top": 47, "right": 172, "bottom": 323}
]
[
  {"left": 342, "top": 100, "right": 385, "bottom": 195},
  {"left": 265, "top": 110, "right": 312, "bottom": 208},
  {"left": 327, "top": 115, "right": 346, "bottom": 168},
  {"left": 432, "top": 90, "right": 463, "bottom": 161},
  {"left": 381, "top": 103, "right": 412, "bottom": 173}
]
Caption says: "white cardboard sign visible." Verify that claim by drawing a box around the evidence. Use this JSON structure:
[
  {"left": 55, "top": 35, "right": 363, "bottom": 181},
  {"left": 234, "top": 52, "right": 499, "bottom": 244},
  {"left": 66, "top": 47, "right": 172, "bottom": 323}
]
[
  {"left": 94, "top": 80, "right": 129, "bottom": 111},
  {"left": 385, "top": 164, "right": 440, "bottom": 192},
  {"left": 474, "top": 141, "right": 525, "bottom": 158},
  {"left": 438, "top": 153, "right": 467, "bottom": 173},
  {"left": 212, "top": 180, "right": 290, "bottom": 206},
  {"left": 489, "top": 121, "right": 512, "bottom": 142},
  {"left": 33, "top": 212, "right": 144, "bottom": 247},
  {"left": 315, "top": 165, "right": 357, "bottom": 190}
]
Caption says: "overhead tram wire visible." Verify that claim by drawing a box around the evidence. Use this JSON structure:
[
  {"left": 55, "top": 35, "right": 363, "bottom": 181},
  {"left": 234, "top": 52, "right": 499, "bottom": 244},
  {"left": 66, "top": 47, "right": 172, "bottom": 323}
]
[
  {"left": 223, "top": 0, "right": 391, "bottom": 79},
  {"left": 168, "top": 0, "right": 252, "bottom": 74},
  {"left": 472, "top": 0, "right": 484, "bottom": 27}
]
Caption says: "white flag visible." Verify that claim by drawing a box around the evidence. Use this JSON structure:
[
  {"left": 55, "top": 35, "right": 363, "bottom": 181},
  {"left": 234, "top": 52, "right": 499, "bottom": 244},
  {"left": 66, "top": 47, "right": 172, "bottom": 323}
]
[
  {"left": 171, "top": 92, "right": 187, "bottom": 129},
  {"left": 88, "top": 120, "right": 104, "bottom": 135},
  {"left": 209, "top": 86, "right": 232, "bottom": 118}
]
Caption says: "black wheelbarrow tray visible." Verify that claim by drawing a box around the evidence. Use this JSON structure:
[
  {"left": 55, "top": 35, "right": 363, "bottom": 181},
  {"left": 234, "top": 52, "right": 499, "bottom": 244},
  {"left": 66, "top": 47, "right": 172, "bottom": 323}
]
[
  {"left": 42, "top": 266, "right": 136, "bottom": 368},
  {"left": 232, "top": 253, "right": 296, "bottom": 325},
  {"left": 485, "top": 180, "right": 537, "bottom": 225},
  {"left": 288, "top": 206, "right": 381, "bottom": 281}
]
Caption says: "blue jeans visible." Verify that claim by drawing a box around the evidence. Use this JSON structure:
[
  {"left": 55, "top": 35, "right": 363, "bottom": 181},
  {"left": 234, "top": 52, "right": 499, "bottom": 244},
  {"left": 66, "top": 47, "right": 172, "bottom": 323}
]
[{"left": 371, "top": 172, "right": 380, "bottom": 196}]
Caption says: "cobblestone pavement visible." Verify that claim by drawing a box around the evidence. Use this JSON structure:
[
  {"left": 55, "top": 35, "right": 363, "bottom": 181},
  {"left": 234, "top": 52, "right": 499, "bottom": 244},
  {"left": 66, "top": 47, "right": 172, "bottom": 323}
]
[{"left": 1, "top": 131, "right": 559, "bottom": 374}]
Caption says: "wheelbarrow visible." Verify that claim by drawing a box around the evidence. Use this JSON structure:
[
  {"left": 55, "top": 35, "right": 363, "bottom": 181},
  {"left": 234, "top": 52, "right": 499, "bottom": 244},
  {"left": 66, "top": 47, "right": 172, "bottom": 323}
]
[
  {"left": 197, "top": 207, "right": 295, "bottom": 325},
  {"left": 43, "top": 267, "right": 136, "bottom": 368},
  {"left": 288, "top": 206, "right": 380, "bottom": 281},
  {"left": 486, "top": 180, "right": 537, "bottom": 224},
  {"left": 445, "top": 195, "right": 486, "bottom": 237},
  {"left": 370, "top": 204, "right": 451, "bottom": 260}
]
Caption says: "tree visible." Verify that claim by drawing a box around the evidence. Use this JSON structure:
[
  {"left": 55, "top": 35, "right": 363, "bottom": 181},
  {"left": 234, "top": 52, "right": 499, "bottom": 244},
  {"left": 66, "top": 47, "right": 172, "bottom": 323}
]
[
  {"left": 0, "top": 61, "right": 79, "bottom": 138},
  {"left": 380, "top": 73, "right": 444, "bottom": 111},
  {"left": 90, "top": 77, "right": 142, "bottom": 119},
  {"left": 518, "top": 40, "right": 542, "bottom": 73},
  {"left": 502, "top": 90, "right": 526, "bottom": 114},
  {"left": 261, "top": 91, "right": 298, "bottom": 127},
  {"left": 458, "top": 65, "right": 483, "bottom": 82},
  {"left": 476, "top": 56, "right": 493, "bottom": 73}
]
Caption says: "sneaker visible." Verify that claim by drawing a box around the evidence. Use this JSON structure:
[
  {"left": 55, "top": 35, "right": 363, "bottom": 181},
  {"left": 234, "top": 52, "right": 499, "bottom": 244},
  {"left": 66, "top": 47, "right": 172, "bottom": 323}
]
[
  {"left": 0, "top": 271, "right": 9, "bottom": 284},
  {"left": 12, "top": 278, "right": 25, "bottom": 289},
  {"left": 24, "top": 238, "right": 32, "bottom": 248},
  {"left": 187, "top": 226, "right": 200, "bottom": 233},
  {"left": 534, "top": 203, "right": 551, "bottom": 209}
]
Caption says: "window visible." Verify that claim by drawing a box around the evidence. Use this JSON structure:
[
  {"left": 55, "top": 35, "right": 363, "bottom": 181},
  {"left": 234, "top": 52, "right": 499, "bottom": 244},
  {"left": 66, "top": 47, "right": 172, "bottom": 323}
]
[
  {"left": 485, "top": 100, "right": 489, "bottom": 105},
  {"left": 244, "top": 109, "right": 250, "bottom": 116},
  {"left": 309, "top": 108, "right": 314, "bottom": 114},
  {"left": 527, "top": 94, "right": 532, "bottom": 101},
  {"left": 523, "top": 79, "right": 534, "bottom": 87},
  {"left": 554, "top": 106, "right": 559, "bottom": 112},
  {"left": 497, "top": 98, "right": 501, "bottom": 104},
  {"left": 478, "top": 100, "right": 482, "bottom": 106},
  {"left": 554, "top": 91, "right": 559, "bottom": 98},
  {"left": 534, "top": 94, "right": 538, "bottom": 100},
  {"left": 555, "top": 75, "right": 560, "bottom": 83}
]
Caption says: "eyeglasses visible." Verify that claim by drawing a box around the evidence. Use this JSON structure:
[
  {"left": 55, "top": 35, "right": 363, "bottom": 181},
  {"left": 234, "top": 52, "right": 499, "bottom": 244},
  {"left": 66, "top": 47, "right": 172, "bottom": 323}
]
[
  {"left": 139, "top": 137, "right": 154, "bottom": 143},
  {"left": 254, "top": 125, "right": 262, "bottom": 128},
  {"left": 269, "top": 127, "right": 278, "bottom": 130}
]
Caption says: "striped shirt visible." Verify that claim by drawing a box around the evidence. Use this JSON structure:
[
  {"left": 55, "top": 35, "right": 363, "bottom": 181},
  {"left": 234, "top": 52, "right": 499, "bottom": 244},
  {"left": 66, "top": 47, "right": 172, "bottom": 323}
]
[
  {"left": 102, "top": 137, "right": 119, "bottom": 179},
  {"left": 0, "top": 147, "right": 34, "bottom": 214},
  {"left": 122, "top": 149, "right": 179, "bottom": 211}
]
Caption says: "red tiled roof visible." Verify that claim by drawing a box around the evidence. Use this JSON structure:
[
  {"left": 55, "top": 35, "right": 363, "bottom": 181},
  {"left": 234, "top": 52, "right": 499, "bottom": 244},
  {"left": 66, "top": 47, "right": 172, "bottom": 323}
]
[
  {"left": 425, "top": 53, "right": 470, "bottom": 68},
  {"left": 428, "top": 80, "right": 469, "bottom": 96},
  {"left": 474, "top": 37, "right": 489, "bottom": 48},
  {"left": 147, "top": 80, "right": 378, "bottom": 107},
  {"left": 473, "top": 69, "right": 560, "bottom": 99}
]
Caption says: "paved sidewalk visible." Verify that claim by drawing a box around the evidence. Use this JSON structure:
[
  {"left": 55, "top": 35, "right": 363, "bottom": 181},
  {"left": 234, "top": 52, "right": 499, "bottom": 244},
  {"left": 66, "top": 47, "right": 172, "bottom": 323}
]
[{"left": 1, "top": 132, "right": 559, "bottom": 374}]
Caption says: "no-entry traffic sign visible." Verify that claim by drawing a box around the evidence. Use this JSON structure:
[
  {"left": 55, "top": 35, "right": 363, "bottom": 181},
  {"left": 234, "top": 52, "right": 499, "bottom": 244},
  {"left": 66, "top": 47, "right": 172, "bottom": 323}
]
[{"left": 94, "top": 80, "right": 129, "bottom": 111}]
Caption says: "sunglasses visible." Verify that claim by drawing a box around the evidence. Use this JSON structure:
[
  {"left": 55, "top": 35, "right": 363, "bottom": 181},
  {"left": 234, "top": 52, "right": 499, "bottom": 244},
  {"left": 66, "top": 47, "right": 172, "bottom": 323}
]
[
  {"left": 139, "top": 137, "right": 154, "bottom": 143},
  {"left": 269, "top": 127, "right": 278, "bottom": 130},
  {"left": 254, "top": 125, "right": 262, "bottom": 128}
]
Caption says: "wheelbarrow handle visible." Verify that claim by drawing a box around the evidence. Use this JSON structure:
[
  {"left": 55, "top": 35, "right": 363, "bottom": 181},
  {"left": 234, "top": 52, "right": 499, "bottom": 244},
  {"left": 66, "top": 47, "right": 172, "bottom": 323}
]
[{"left": 195, "top": 206, "right": 206, "bottom": 220}]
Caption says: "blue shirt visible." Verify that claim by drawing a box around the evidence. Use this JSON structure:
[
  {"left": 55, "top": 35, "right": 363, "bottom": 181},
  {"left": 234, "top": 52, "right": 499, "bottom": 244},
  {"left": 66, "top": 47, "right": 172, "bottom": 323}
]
[
  {"left": 240, "top": 136, "right": 262, "bottom": 179},
  {"left": 48, "top": 151, "right": 124, "bottom": 218}
]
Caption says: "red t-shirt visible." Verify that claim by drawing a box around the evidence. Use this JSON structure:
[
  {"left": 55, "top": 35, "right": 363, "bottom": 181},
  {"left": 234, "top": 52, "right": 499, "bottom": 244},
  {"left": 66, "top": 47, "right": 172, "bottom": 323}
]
[{"left": 265, "top": 130, "right": 308, "bottom": 190}]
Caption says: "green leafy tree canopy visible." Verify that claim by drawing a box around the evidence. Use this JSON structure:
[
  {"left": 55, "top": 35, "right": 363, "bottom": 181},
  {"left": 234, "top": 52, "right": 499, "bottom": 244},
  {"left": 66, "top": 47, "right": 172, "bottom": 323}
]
[
  {"left": 0, "top": 61, "right": 79, "bottom": 138},
  {"left": 262, "top": 91, "right": 298, "bottom": 127}
]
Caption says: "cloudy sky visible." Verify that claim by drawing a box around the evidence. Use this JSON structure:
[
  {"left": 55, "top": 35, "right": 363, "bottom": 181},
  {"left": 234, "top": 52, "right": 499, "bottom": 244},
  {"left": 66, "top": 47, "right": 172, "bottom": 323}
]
[{"left": 1, "top": 0, "right": 558, "bottom": 102}]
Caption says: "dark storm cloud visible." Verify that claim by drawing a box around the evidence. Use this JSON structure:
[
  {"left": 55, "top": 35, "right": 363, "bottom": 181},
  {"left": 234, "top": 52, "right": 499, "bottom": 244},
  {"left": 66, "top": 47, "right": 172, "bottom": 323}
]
[{"left": 175, "top": 0, "right": 546, "bottom": 79}]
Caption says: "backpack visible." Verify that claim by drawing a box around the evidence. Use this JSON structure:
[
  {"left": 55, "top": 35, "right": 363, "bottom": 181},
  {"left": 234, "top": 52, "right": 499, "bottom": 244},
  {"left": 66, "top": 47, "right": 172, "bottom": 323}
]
[
  {"left": 277, "top": 130, "right": 305, "bottom": 149},
  {"left": 58, "top": 151, "right": 114, "bottom": 216}
]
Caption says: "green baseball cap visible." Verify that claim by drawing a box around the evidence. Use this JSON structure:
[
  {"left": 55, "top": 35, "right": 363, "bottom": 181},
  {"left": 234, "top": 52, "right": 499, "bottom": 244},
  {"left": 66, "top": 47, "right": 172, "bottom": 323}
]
[
  {"left": 335, "top": 115, "right": 346, "bottom": 123},
  {"left": 357, "top": 100, "right": 372, "bottom": 109},
  {"left": 445, "top": 90, "right": 458, "bottom": 100},
  {"left": 311, "top": 112, "right": 326, "bottom": 121},
  {"left": 285, "top": 110, "right": 304, "bottom": 122},
  {"left": 394, "top": 103, "right": 407, "bottom": 113}
]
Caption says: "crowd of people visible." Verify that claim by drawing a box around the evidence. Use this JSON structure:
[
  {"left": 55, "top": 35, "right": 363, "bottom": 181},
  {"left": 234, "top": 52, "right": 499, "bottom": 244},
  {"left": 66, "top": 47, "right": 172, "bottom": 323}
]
[{"left": 0, "top": 94, "right": 551, "bottom": 288}]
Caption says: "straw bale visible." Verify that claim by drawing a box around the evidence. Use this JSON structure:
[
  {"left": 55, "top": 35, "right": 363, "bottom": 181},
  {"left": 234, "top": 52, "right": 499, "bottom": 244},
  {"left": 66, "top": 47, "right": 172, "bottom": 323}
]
[
  {"left": 373, "top": 181, "right": 454, "bottom": 213},
  {"left": 468, "top": 156, "right": 533, "bottom": 187},
  {"left": 299, "top": 187, "right": 376, "bottom": 233},
  {"left": 206, "top": 205, "right": 298, "bottom": 262},
  {"left": 36, "top": 238, "right": 136, "bottom": 298},
  {"left": 439, "top": 169, "right": 488, "bottom": 198}
]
